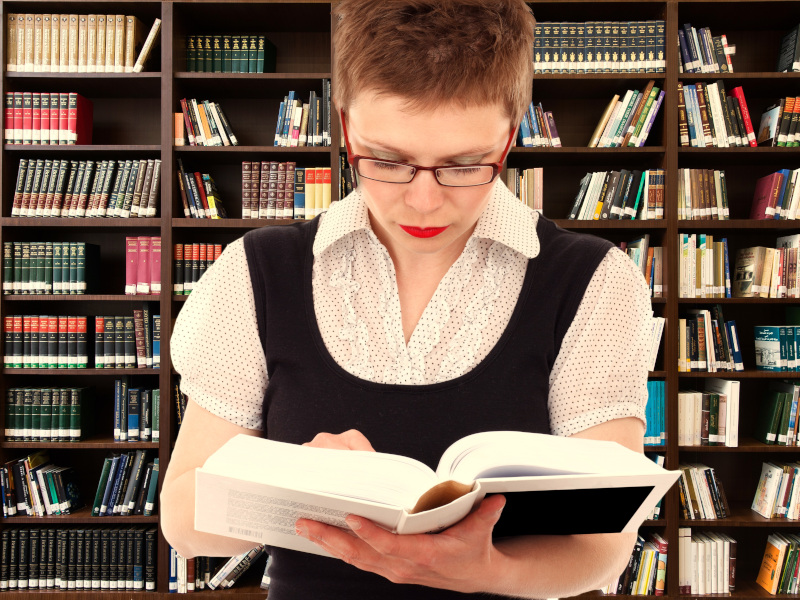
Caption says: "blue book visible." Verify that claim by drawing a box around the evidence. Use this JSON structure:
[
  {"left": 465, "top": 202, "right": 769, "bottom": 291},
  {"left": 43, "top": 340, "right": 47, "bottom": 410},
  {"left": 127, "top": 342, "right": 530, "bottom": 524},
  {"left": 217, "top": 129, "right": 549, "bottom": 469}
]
[
  {"left": 113, "top": 380, "right": 122, "bottom": 441},
  {"left": 774, "top": 169, "right": 792, "bottom": 219},
  {"left": 644, "top": 382, "right": 653, "bottom": 444},
  {"left": 293, "top": 167, "right": 305, "bottom": 219},
  {"left": 518, "top": 110, "right": 532, "bottom": 147},
  {"left": 725, "top": 320, "right": 744, "bottom": 371},
  {"left": 677, "top": 29, "right": 693, "bottom": 72},
  {"left": 281, "top": 91, "right": 296, "bottom": 146},
  {"left": 754, "top": 325, "right": 783, "bottom": 371},
  {"left": 142, "top": 389, "right": 151, "bottom": 442},
  {"left": 273, "top": 100, "right": 286, "bottom": 146},
  {"left": 153, "top": 315, "right": 160, "bottom": 368},
  {"left": 128, "top": 388, "right": 141, "bottom": 442},
  {"left": 99, "top": 454, "right": 120, "bottom": 515},
  {"left": 106, "top": 452, "right": 130, "bottom": 515},
  {"left": 169, "top": 546, "right": 177, "bottom": 592},
  {"left": 780, "top": 326, "right": 790, "bottom": 371},
  {"left": 527, "top": 102, "right": 540, "bottom": 142},
  {"left": 722, "top": 238, "right": 731, "bottom": 297}
]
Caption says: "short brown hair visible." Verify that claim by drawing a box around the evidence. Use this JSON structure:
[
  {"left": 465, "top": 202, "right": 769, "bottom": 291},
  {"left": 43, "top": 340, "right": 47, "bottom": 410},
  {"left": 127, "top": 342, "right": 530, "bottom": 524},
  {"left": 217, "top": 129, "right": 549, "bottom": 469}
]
[{"left": 333, "top": 0, "right": 535, "bottom": 125}]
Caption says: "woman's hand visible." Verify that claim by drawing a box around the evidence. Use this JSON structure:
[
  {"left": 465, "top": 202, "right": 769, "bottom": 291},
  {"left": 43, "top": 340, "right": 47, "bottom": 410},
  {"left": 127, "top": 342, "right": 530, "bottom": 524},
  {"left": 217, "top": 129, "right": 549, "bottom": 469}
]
[
  {"left": 302, "top": 429, "right": 376, "bottom": 451},
  {"left": 295, "top": 494, "right": 508, "bottom": 594}
]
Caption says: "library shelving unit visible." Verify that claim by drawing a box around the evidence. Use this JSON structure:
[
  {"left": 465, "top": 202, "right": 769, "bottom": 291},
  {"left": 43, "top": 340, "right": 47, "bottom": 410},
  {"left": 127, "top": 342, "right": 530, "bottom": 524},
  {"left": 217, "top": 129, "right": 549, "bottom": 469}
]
[{"left": 0, "top": 0, "right": 798, "bottom": 598}]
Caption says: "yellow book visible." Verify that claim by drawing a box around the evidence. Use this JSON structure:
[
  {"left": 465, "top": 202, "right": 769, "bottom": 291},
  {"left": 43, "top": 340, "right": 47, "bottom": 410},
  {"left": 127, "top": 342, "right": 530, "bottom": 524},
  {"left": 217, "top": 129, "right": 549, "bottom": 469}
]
[
  {"left": 761, "top": 247, "right": 775, "bottom": 299},
  {"left": 77, "top": 14, "right": 88, "bottom": 73},
  {"left": 67, "top": 14, "right": 78, "bottom": 73},
  {"left": 86, "top": 15, "right": 97, "bottom": 73},
  {"left": 24, "top": 14, "right": 34, "bottom": 72},
  {"left": 59, "top": 15, "right": 69, "bottom": 72},
  {"left": 33, "top": 14, "right": 43, "bottom": 72},
  {"left": 305, "top": 168, "right": 317, "bottom": 220},
  {"left": 50, "top": 14, "right": 59, "bottom": 70},
  {"left": 41, "top": 15, "right": 51, "bottom": 72},
  {"left": 124, "top": 16, "right": 145, "bottom": 72},
  {"left": 114, "top": 15, "right": 125, "bottom": 73},
  {"left": 6, "top": 14, "right": 17, "bottom": 72},
  {"left": 105, "top": 14, "right": 116, "bottom": 72},
  {"left": 757, "top": 534, "right": 788, "bottom": 594},
  {"left": 95, "top": 15, "right": 106, "bottom": 71},
  {"left": 15, "top": 14, "right": 26, "bottom": 72},
  {"left": 314, "top": 167, "right": 324, "bottom": 216},
  {"left": 588, "top": 94, "right": 619, "bottom": 148},
  {"left": 133, "top": 18, "right": 162, "bottom": 73}
]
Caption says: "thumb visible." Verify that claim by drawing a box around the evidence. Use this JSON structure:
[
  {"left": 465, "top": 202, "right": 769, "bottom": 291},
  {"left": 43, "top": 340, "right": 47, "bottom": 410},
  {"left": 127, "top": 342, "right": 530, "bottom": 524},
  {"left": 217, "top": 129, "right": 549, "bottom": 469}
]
[
  {"left": 476, "top": 494, "right": 506, "bottom": 524},
  {"left": 447, "top": 494, "right": 506, "bottom": 540}
]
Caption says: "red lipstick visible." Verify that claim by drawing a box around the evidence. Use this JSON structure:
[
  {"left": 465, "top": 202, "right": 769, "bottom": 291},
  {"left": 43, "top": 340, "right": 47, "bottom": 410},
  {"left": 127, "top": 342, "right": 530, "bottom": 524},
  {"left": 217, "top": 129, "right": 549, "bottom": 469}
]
[{"left": 399, "top": 225, "right": 449, "bottom": 238}]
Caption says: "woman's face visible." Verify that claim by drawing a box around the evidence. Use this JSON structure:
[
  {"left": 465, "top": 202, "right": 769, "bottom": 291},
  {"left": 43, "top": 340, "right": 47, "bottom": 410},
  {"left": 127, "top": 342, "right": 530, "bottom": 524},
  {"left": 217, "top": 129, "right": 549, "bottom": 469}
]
[{"left": 343, "top": 92, "right": 512, "bottom": 265}]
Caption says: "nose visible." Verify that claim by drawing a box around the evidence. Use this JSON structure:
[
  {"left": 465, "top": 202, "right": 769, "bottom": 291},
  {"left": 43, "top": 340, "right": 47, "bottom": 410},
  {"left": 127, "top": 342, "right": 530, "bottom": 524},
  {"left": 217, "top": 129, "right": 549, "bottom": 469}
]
[{"left": 403, "top": 169, "right": 445, "bottom": 215}]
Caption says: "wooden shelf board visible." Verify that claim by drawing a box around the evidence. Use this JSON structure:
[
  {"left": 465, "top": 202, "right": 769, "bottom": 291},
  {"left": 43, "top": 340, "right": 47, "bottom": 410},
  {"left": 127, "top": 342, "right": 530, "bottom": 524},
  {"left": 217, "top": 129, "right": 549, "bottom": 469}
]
[
  {"left": 0, "top": 217, "right": 161, "bottom": 227},
  {"left": 172, "top": 217, "right": 301, "bottom": 227},
  {"left": 3, "top": 434, "right": 159, "bottom": 449},
  {"left": 4, "top": 294, "right": 161, "bottom": 301},
  {"left": 4, "top": 145, "right": 161, "bottom": 152},
  {"left": 174, "top": 71, "right": 331, "bottom": 79},
  {"left": 680, "top": 437, "right": 800, "bottom": 452},
  {"left": 6, "top": 72, "right": 161, "bottom": 79},
  {"left": 174, "top": 145, "right": 331, "bottom": 153},
  {"left": 680, "top": 506, "right": 800, "bottom": 527},
  {"left": 678, "top": 371, "right": 797, "bottom": 378},
  {"left": 5, "top": 505, "right": 158, "bottom": 524},
  {"left": 678, "top": 220, "right": 800, "bottom": 229},
  {"left": 3, "top": 368, "right": 161, "bottom": 375},
  {"left": 677, "top": 297, "right": 800, "bottom": 303},
  {"left": 553, "top": 219, "right": 667, "bottom": 229}
]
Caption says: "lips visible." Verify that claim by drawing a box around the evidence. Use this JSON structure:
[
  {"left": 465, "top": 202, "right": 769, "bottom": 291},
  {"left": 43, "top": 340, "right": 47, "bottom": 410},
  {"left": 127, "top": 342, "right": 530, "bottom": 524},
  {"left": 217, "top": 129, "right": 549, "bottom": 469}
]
[{"left": 399, "top": 225, "right": 449, "bottom": 238}]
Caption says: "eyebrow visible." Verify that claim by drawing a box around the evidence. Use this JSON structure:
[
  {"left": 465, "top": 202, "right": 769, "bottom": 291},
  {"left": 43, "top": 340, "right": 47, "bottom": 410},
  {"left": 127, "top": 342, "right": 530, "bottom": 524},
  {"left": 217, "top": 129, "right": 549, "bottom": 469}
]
[{"left": 362, "top": 140, "right": 496, "bottom": 161}]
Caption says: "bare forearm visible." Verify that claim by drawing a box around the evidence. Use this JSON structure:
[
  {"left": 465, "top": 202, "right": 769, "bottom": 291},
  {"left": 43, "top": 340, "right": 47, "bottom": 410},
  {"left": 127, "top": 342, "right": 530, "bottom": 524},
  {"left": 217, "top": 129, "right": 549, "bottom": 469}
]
[
  {"left": 487, "top": 532, "right": 636, "bottom": 599},
  {"left": 160, "top": 467, "right": 261, "bottom": 559}
]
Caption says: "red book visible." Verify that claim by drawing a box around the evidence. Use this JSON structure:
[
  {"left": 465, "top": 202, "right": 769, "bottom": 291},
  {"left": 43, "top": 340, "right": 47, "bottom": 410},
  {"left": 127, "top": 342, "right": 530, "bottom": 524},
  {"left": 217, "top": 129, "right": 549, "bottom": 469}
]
[
  {"left": 4, "top": 92, "right": 14, "bottom": 144},
  {"left": 57, "top": 316, "right": 68, "bottom": 368},
  {"left": 125, "top": 237, "right": 139, "bottom": 295},
  {"left": 241, "top": 161, "right": 252, "bottom": 219},
  {"left": 67, "top": 93, "right": 93, "bottom": 145},
  {"left": 76, "top": 317, "right": 87, "bottom": 368},
  {"left": 31, "top": 93, "right": 40, "bottom": 145},
  {"left": 58, "top": 93, "right": 69, "bottom": 145},
  {"left": 277, "top": 162, "right": 287, "bottom": 218},
  {"left": 39, "top": 93, "right": 49, "bottom": 145},
  {"left": 731, "top": 86, "right": 757, "bottom": 147},
  {"left": 213, "top": 244, "right": 222, "bottom": 261},
  {"left": 173, "top": 244, "right": 183, "bottom": 293},
  {"left": 67, "top": 316, "right": 77, "bottom": 368},
  {"left": 49, "top": 93, "right": 59, "bottom": 145},
  {"left": 136, "top": 236, "right": 151, "bottom": 294},
  {"left": 150, "top": 236, "right": 161, "bottom": 293},
  {"left": 29, "top": 316, "right": 39, "bottom": 367},
  {"left": 199, "top": 243, "right": 207, "bottom": 274},
  {"left": 13, "top": 92, "right": 23, "bottom": 145},
  {"left": 21, "top": 92, "right": 32, "bottom": 145},
  {"left": 192, "top": 172, "right": 210, "bottom": 214},
  {"left": 750, "top": 172, "right": 785, "bottom": 219},
  {"left": 95, "top": 316, "right": 105, "bottom": 368}
]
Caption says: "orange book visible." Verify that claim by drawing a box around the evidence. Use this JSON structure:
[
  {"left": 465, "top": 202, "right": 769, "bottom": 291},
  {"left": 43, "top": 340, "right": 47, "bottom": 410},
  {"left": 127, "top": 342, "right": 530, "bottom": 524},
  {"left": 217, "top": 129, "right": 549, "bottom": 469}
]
[
  {"left": 173, "top": 112, "right": 185, "bottom": 146},
  {"left": 756, "top": 534, "right": 788, "bottom": 594},
  {"left": 196, "top": 103, "right": 216, "bottom": 146}
]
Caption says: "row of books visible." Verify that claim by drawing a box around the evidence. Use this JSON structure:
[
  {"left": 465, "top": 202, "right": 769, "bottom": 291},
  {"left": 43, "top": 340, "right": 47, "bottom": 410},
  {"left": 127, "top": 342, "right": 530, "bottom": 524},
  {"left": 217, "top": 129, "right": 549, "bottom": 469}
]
[
  {"left": 124, "top": 237, "right": 162, "bottom": 295},
  {"left": 4, "top": 315, "right": 90, "bottom": 369},
  {"left": 751, "top": 169, "right": 800, "bottom": 220},
  {"left": 113, "top": 382, "right": 159, "bottom": 443},
  {"left": 186, "top": 34, "right": 276, "bottom": 73},
  {"left": 589, "top": 81, "right": 664, "bottom": 148},
  {"left": 677, "top": 24, "right": 735, "bottom": 74},
  {"left": 95, "top": 311, "right": 161, "bottom": 369},
  {"left": 733, "top": 239, "right": 800, "bottom": 298},
  {"left": 646, "top": 455, "right": 666, "bottom": 519},
  {"left": 678, "top": 234, "right": 730, "bottom": 299},
  {"left": 178, "top": 98, "right": 239, "bottom": 147},
  {"left": 11, "top": 158, "right": 161, "bottom": 219},
  {"left": 679, "top": 82, "right": 757, "bottom": 148},
  {"left": 533, "top": 21, "right": 666, "bottom": 74},
  {"left": 4, "top": 387, "right": 91, "bottom": 443},
  {"left": 176, "top": 161, "right": 226, "bottom": 219},
  {"left": 755, "top": 384, "right": 800, "bottom": 446},
  {"left": 516, "top": 102, "right": 560, "bottom": 147},
  {"left": 568, "top": 169, "right": 664, "bottom": 221},
  {"left": 169, "top": 546, "right": 267, "bottom": 592},
  {"left": 678, "top": 528, "right": 736, "bottom": 595},
  {"left": 677, "top": 380, "right": 741, "bottom": 447},
  {"left": 644, "top": 381, "right": 665, "bottom": 446},
  {"left": 678, "top": 463, "right": 730, "bottom": 520},
  {"left": 241, "top": 161, "right": 333, "bottom": 220},
  {"left": 757, "top": 532, "right": 800, "bottom": 594},
  {"left": 4, "top": 92, "right": 92, "bottom": 145},
  {"left": 174, "top": 243, "right": 223, "bottom": 295},
  {"left": 755, "top": 326, "right": 800, "bottom": 372},
  {"left": 92, "top": 452, "right": 159, "bottom": 517},
  {"left": 0, "top": 527, "right": 157, "bottom": 591},
  {"left": 274, "top": 83, "right": 332, "bottom": 147},
  {"left": 601, "top": 532, "right": 668, "bottom": 596},
  {"left": 677, "top": 308, "right": 744, "bottom": 373},
  {"left": 778, "top": 24, "right": 800, "bottom": 73},
  {"left": 678, "top": 169, "right": 730, "bottom": 220},
  {"left": 5, "top": 14, "right": 159, "bottom": 74},
  {"left": 620, "top": 236, "right": 664, "bottom": 298},
  {"left": 758, "top": 98, "right": 800, "bottom": 147},
  {"left": 3, "top": 241, "right": 98, "bottom": 295},
  {"left": 2, "top": 453, "right": 81, "bottom": 517},
  {"left": 505, "top": 167, "right": 543, "bottom": 213},
  {"left": 753, "top": 462, "right": 800, "bottom": 521}
]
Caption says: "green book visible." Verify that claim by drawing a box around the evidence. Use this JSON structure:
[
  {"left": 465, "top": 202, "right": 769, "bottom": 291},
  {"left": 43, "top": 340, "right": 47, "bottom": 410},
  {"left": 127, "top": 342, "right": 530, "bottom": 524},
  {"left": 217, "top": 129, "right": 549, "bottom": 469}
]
[
  {"left": 755, "top": 390, "right": 784, "bottom": 444},
  {"left": 186, "top": 35, "right": 196, "bottom": 72},
  {"left": 212, "top": 35, "right": 222, "bottom": 72},
  {"left": 13, "top": 242, "right": 22, "bottom": 294},
  {"left": 222, "top": 35, "right": 232, "bottom": 72},
  {"left": 44, "top": 242, "right": 53, "bottom": 294},
  {"left": 248, "top": 35, "right": 258, "bottom": 73},
  {"left": 231, "top": 35, "right": 241, "bottom": 73},
  {"left": 3, "top": 242, "right": 13, "bottom": 295},
  {"left": 56, "top": 389, "right": 70, "bottom": 442},
  {"left": 76, "top": 242, "right": 86, "bottom": 294},
  {"left": 5, "top": 388, "right": 15, "bottom": 438},
  {"left": 13, "top": 389, "right": 24, "bottom": 437},
  {"left": 68, "top": 242, "right": 78, "bottom": 295},
  {"left": 52, "top": 242, "right": 62, "bottom": 295},
  {"left": 152, "top": 389, "right": 160, "bottom": 442},
  {"left": 92, "top": 457, "right": 113, "bottom": 516},
  {"left": 777, "top": 391, "right": 794, "bottom": 446},
  {"left": 203, "top": 35, "right": 213, "bottom": 73},
  {"left": 34, "top": 242, "right": 45, "bottom": 295},
  {"left": 258, "top": 35, "right": 276, "bottom": 73},
  {"left": 69, "top": 388, "right": 81, "bottom": 441},
  {"left": 40, "top": 388, "right": 52, "bottom": 442},
  {"left": 143, "top": 458, "right": 159, "bottom": 516},
  {"left": 22, "top": 388, "right": 33, "bottom": 441},
  {"left": 20, "top": 242, "right": 30, "bottom": 295},
  {"left": 46, "top": 470, "right": 60, "bottom": 515},
  {"left": 31, "top": 389, "right": 42, "bottom": 441}
]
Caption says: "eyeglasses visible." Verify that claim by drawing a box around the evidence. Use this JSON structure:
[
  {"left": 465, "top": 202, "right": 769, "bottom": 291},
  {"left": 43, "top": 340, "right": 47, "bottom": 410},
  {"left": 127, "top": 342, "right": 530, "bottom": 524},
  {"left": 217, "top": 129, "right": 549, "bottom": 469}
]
[{"left": 340, "top": 109, "right": 515, "bottom": 188}]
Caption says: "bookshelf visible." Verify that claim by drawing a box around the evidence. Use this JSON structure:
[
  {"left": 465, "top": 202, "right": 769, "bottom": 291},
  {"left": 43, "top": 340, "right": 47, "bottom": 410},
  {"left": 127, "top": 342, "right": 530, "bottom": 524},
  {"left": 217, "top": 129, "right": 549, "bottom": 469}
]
[{"left": 0, "top": 0, "right": 798, "bottom": 597}]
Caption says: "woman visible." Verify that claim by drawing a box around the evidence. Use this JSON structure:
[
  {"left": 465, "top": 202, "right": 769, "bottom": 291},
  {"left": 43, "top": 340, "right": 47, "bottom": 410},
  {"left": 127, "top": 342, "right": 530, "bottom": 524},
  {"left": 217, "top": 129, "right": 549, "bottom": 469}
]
[{"left": 162, "top": 1, "right": 653, "bottom": 598}]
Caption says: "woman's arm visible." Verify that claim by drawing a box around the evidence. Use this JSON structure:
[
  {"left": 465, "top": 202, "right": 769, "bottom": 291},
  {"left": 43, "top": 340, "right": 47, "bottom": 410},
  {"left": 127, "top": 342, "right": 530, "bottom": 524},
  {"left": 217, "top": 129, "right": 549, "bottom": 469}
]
[{"left": 160, "top": 398, "right": 263, "bottom": 558}]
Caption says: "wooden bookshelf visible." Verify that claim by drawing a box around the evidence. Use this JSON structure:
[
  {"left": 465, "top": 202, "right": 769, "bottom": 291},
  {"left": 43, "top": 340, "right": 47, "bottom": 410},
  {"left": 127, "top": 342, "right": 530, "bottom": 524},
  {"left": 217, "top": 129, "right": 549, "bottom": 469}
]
[{"left": 0, "top": 0, "right": 799, "bottom": 597}]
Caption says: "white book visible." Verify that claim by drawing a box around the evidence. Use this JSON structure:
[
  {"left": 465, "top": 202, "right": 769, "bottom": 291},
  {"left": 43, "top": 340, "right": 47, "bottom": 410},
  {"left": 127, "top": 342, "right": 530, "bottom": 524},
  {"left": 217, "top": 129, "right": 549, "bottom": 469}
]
[
  {"left": 752, "top": 461, "right": 783, "bottom": 518},
  {"left": 598, "top": 101, "right": 623, "bottom": 148}
]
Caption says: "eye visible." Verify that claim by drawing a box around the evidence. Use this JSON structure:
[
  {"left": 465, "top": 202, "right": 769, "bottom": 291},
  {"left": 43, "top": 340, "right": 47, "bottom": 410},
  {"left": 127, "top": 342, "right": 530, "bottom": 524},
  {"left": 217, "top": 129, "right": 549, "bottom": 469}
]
[{"left": 372, "top": 161, "right": 402, "bottom": 171}]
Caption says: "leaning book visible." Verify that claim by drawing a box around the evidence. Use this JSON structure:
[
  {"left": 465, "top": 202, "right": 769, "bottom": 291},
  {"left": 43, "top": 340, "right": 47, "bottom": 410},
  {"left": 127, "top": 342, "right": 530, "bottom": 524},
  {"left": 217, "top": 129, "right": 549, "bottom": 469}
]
[{"left": 195, "top": 431, "right": 680, "bottom": 558}]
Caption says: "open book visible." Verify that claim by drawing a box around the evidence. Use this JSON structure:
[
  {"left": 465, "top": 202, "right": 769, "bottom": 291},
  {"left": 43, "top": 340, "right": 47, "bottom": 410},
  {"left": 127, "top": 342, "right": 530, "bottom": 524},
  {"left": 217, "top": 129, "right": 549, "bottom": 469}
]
[{"left": 195, "top": 431, "right": 679, "bottom": 557}]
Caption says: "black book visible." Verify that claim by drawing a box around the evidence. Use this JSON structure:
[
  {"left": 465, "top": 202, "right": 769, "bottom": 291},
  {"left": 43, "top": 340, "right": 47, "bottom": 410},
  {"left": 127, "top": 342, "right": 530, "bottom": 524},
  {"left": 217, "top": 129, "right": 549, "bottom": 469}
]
[
  {"left": 108, "top": 528, "right": 119, "bottom": 591},
  {"left": 98, "top": 160, "right": 116, "bottom": 216},
  {"left": 88, "top": 160, "right": 106, "bottom": 216},
  {"left": 37, "top": 160, "right": 54, "bottom": 217},
  {"left": 82, "top": 528, "right": 92, "bottom": 590},
  {"left": 115, "top": 527, "right": 126, "bottom": 590},
  {"left": 121, "top": 159, "right": 140, "bottom": 217},
  {"left": 55, "top": 530, "right": 65, "bottom": 590},
  {"left": 29, "top": 159, "right": 45, "bottom": 217},
  {"left": 729, "top": 96, "right": 747, "bottom": 147},
  {"left": 30, "top": 316, "right": 39, "bottom": 367},
  {"left": 12, "top": 315, "right": 22, "bottom": 366},
  {"left": 12, "top": 159, "right": 28, "bottom": 216},
  {"left": 143, "top": 304, "right": 153, "bottom": 367},
  {"left": 28, "top": 528, "right": 39, "bottom": 589},
  {"left": 95, "top": 316, "right": 104, "bottom": 368},
  {"left": 51, "top": 160, "right": 69, "bottom": 216},
  {"left": 133, "top": 462, "right": 153, "bottom": 515},
  {"left": 22, "top": 314, "right": 31, "bottom": 365},
  {"left": 66, "top": 529, "right": 77, "bottom": 590},
  {"left": 45, "top": 315, "right": 56, "bottom": 368},
  {"left": 103, "top": 316, "right": 115, "bottom": 366},
  {"left": 106, "top": 160, "right": 126, "bottom": 217},
  {"left": 8, "top": 529, "right": 18, "bottom": 590},
  {"left": 22, "top": 390, "right": 33, "bottom": 441},
  {"left": 18, "top": 528, "right": 28, "bottom": 590},
  {"left": 100, "top": 529, "right": 110, "bottom": 590},
  {"left": 12, "top": 461, "right": 30, "bottom": 513},
  {"left": 124, "top": 316, "right": 136, "bottom": 368},
  {"left": 46, "top": 529, "right": 56, "bottom": 589},
  {"left": 75, "top": 529, "right": 85, "bottom": 591},
  {"left": 114, "top": 316, "right": 125, "bottom": 368},
  {"left": 40, "top": 388, "right": 52, "bottom": 442},
  {"left": 133, "top": 528, "right": 145, "bottom": 590},
  {"left": 184, "top": 244, "right": 194, "bottom": 291},
  {"left": 144, "top": 528, "right": 157, "bottom": 591},
  {"left": 76, "top": 160, "right": 95, "bottom": 217},
  {"left": 109, "top": 452, "right": 133, "bottom": 515},
  {"left": 125, "top": 528, "right": 135, "bottom": 591},
  {"left": 141, "top": 389, "right": 151, "bottom": 441},
  {"left": 21, "top": 162, "right": 36, "bottom": 217},
  {"left": 1, "top": 528, "right": 10, "bottom": 590}
]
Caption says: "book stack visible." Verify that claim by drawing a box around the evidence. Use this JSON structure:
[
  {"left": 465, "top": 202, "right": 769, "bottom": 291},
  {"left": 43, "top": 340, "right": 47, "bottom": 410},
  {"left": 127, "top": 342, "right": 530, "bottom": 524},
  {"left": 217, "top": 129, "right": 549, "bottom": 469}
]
[
  {"left": 751, "top": 169, "right": 800, "bottom": 219},
  {"left": 112, "top": 381, "right": 159, "bottom": 442},
  {"left": 3, "top": 242, "right": 98, "bottom": 295},
  {"left": 505, "top": 167, "right": 543, "bottom": 212},
  {"left": 93, "top": 310, "right": 160, "bottom": 369},
  {"left": 678, "top": 82, "right": 757, "bottom": 147},
  {"left": 4, "top": 14, "right": 158, "bottom": 73},
  {"left": 1, "top": 452, "right": 83, "bottom": 517},
  {"left": 4, "top": 387, "right": 93, "bottom": 443},
  {"left": 645, "top": 381, "right": 665, "bottom": 446},
  {"left": 757, "top": 97, "right": 800, "bottom": 147},
  {"left": 533, "top": 21, "right": 666, "bottom": 74},
  {"left": 588, "top": 81, "right": 664, "bottom": 148},
  {"left": 176, "top": 159, "right": 226, "bottom": 219},
  {"left": 752, "top": 462, "right": 800, "bottom": 520},
  {"left": 777, "top": 23, "right": 800, "bottom": 72},
  {"left": 733, "top": 237, "right": 800, "bottom": 299},
  {"left": 173, "top": 243, "right": 223, "bottom": 295},
  {"left": 754, "top": 325, "right": 800, "bottom": 372},
  {"left": 678, "top": 24, "right": 735, "bottom": 73},
  {"left": 569, "top": 169, "right": 664, "bottom": 221},
  {"left": 168, "top": 546, "right": 267, "bottom": 592},
  {"left": 186, "top": 34, "right": 276, "bottom": 73},
  {"left": 756, "top": 532, "right": 800, "bottom": 594},
  {"left": 677, "top": 463, "right": 730, "bottom": 519},
  {"left": 4, "top": 92, "right": 92, "bottom": 145},
  {"left": 516, "top": 102, "right": 560, "bottom": 147},
  {"left": 9, "top": 158, "right": 162, "bottom": 218},
  {"left": 678, "top": 380, "right": 741, "bottom": 447},
  {"left": 678, "top": 169, "right": 730, "bottom": 220},
  {"left": 124, "top": 237, "right": 161, "bottom": 295},
  {"left": 0, "top": 526, "right": 157, "bottom": 591},
  {"left": 678, "top": 306, "right": 744, "bottom": 373},
  {"left": 3, "top": 315, "right": 90, "bottom": 369},
  {"left": 93, "top": 452, "right": 158, "bottom": 517},
  {"left": 678, "top": 528, "right": 737, "bottom": 595},
  {"left": 754, "top": 383, "right": 800, "bottom": 446},
  {"left": 178, "top": 98, "right": 238, "bottom": 147},
  {"left": 274, "top": 83, "right": 331, "bottom": 147},
  {"left": 241, "top": 161, "right": 332, "bottom": 220},
  {"left": 620, "top": 236, "right": 663, "bottom": 298},
  {"left": 601, "top": 532, "right": 669, "bottom": 595},
  {"left": 678, "top": 234, "right": 731, "bottom": 298}
]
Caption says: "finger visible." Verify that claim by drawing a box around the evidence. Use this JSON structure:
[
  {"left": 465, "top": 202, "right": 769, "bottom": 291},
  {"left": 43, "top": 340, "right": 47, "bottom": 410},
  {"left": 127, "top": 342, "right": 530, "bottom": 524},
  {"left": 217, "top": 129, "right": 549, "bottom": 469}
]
[
  {"left": 344, "top": 515, "right": 404, "bottom": 557},
  {"left": 443, "top": 494, "right": 505, "bottom": 540},
  {"left": 302, "top": 432, "right": 357, "bottom": 450},
  {"left": 296, "top": 519, "right": 384, "bottom": 570},
  {"left": 339, "top": 429, "right": 376, "bottom": 451}
]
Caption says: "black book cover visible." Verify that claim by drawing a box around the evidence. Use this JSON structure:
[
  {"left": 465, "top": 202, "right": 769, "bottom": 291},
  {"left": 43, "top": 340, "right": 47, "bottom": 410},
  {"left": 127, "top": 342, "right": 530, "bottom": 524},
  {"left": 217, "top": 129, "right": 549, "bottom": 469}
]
[
  {"left": 28, "top": 528, "right": 39, "bottom": 589},
  {"left": 69, "top": 161, "right": 87, "bottom": 217},
  {"left": 729, "top": 96, "right": 747, "bottom": 147},
  {"left": 106, "top": 160, "right": 126, "bottom": 216},
  {"left": 59, "top": 467, "right": 84, "bottom": 512},
  {"left": 46, "top": 529, "right": 56, "bottom": 589},
  {"left": 77, "top": 160, "right": 95, "bottom": 216},
  {"left": 56, "top": 529, "right": 66, "bottom": 590},
  {"left": 133, "top": 462, "right": 153, "bottom": 515},
  {"left": 143, "top": 304, "right": 152, "bottom": 366},
  {"left": 133, "top": 528, "right": 144, "bottom": 590},
  {"left": 100, "top": 529, "right": 110, "bottom": 590},
  {"left": 126, "top": 528, "right": 135, "bottom": 590},
  {"left": 22, "top": 389, "right": 33, "bottom": 441},
  {"left": 67, "top": 529, "right": 77, "bottom": 590},
  {"left": 82, "top": 529, "right": 92, "bottom": 590},
  {"left": 12, "top": 461, "right": 30, "bottom": 513},
  {"left": 8, "top": 529, "right": 18, "bottom": 590},
  {"left": 115, "top": 528, "right": 126, "bottom": 590},
  {"left": 37, "top": 314, "right": 47, "bottom": 369},
  {"left": 103, "top": 316, "right": 115, "bottom": 366},
  {"left": 124, "top": 316, "right": 135, "bottom": 368},
  {"left": 51, "top": 160, "right": 69, "bottom": 216},
  {"left": 18, "top": 528, "right": 28, "bottom": 590},
  {"left": 66, "top": 315, "right": 77, "bottom": 367},
  {"left": 109, "top": 528, "right": 119, "bottom": 591},
  {"left": 22, "top": 314, "right": 31, "bottom": 365},
  {"left": 12, "top": 315, "right": 22, "bottom": 365},
  {"left": 40, "top": 388, "right": 52, "bottom": 442},
  {"left": 98, "top": 160, "right": 117, "bottom": 215},
  {"left": 46, "top": 315, "right": 56, "bottom": 368},
  {"left": 31, "top": 388, "right": 41, "bottom": 441},
  {"left": 114, "top": 316, "right": 125, "bottom": 368},
  {"left": 43, "top": 242, "right": 53, "bottom": 293},
  {"left": 184, "top": 244, "right": 193, "bottom": 290},
  {"left": 74, "top": 529, "right": 84, "bottom": 591},
  {"left": 0, "top": 529, "right": 9, "bottom": 590},
  {"left": 144, "top": 528, "right": 156, "bottom": 591}
]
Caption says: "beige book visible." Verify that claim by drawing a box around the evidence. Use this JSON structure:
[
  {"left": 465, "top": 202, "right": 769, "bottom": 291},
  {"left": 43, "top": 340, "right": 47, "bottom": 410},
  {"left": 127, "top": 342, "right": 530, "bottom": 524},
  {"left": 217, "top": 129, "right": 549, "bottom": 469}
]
[
  {"left": 321, "top": 167, "right": 332, "bottom": 212},
  {"left": 760, "top": 247, "right": 775, "bottom": 298},
  {"left": 41, "top": 15, "right": 51, "bottom": 71},
  {"left": 6, "top": 14, "right": 17, "bottom": 71},
  {"left": 50, "top": 14, "right": 59, "bottom": 69},
  {"left": 15, "top": 14, "right": 25, "bottom": 72},
  {"left": 298, "top": 102, "right": 310, "bottom": 146},
  {"left": 104, "top": 15, "right": 115, "bottom": 72},
  {"left": 33, "top": 14, "right": 43, "bottom": 72},
  {"left": 24, "top": 14, "right": 34, "bottom": 72},
  {"left": 68, "top": 14, "right": 78, "bottom": 73},
  {"left": 124, "top": 16, "right": 145, "bottom": 72},
  {"left": 77, "top": 14, "right": 87, "bottom": 72},
  {"left": 59, "top": 15, "right": 69, "bottom": 72},
  {"left": 132, "top": 18, "right": 161, "bottom": 73},
  {"left": 95, "top": 15, "right": 106, "bottom": 71},
  {"left": 769, "top": 248, "right": 782, "bottom": 298},
  {"left": 86, "top": 15, "right": 97, "bottom": 73},
  {"left": 114, "top": 15, "right": 125, "bottom": 73}
]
